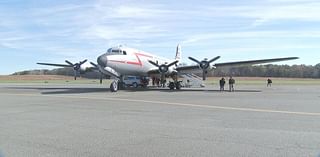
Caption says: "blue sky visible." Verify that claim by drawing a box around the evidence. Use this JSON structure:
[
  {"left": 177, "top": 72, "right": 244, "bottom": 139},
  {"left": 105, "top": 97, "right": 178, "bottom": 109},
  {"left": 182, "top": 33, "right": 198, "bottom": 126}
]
[{"left": 0, "top": 0, "right": 319, "bottom": 74}]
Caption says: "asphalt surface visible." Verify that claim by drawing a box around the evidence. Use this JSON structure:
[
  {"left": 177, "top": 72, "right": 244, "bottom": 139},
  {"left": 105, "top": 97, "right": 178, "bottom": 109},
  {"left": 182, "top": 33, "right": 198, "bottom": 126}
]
[{"left": 0, "top": 83, "right": 320, "bottom": 157}]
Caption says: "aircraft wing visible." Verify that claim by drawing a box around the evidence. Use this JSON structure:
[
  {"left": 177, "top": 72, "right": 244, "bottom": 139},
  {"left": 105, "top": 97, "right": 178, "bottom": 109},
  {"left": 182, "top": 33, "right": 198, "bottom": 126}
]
[
  {"left": 37, "top": 63, "right": 73, "bottom": 67},
  {"left": 176, "top": 57, "right": 299, "bottom": 72},
  {"left": 213, "top": 57, "right": 299, "bottom": 68},
  {"left": 175, "top": 65, "right": 199, "bottom": 72}
]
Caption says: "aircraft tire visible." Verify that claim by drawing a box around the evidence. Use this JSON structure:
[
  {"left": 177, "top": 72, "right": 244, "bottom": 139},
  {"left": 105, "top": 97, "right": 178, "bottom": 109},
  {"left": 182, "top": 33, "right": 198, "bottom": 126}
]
[
  {"left": 175, "top": 82, "right": 181, "bottom": 90},
  {"left": 110, "top": 81, "right": 118, "bottom": 92},
  {"left": 169, "top": 82, "right": 175, "bottom": 90}
]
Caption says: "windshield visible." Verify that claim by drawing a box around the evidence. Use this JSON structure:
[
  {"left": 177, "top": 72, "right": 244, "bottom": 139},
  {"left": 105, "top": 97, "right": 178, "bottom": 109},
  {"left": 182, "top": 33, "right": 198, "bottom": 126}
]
[{"left": 106, "top": 48, "right": 126, "bottom": 55}]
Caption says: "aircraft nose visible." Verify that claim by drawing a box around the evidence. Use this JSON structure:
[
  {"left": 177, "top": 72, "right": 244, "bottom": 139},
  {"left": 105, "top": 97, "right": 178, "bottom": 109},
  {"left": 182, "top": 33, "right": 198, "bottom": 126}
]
[{"left": 97, "top": 54, "right": 108, "bottom": 67}]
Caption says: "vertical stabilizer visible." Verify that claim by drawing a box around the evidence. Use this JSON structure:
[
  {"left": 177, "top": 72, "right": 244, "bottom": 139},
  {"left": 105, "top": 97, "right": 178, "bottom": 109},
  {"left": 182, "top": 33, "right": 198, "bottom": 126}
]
[{"left": 175, "top": 44, "right": 182, "bottom": 61}]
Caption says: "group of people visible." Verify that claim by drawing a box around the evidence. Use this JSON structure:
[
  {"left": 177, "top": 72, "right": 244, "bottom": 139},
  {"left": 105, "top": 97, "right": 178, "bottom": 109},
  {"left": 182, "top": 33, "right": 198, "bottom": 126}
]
[
  {"left": 219, "top": 77, "right": 273, "bottom": 92},
  {"left": 219, "top": 77, "right": 235, "bottom": 92},
  {"left": 151, "top": 77, "right": 167, "bottom": 87}
]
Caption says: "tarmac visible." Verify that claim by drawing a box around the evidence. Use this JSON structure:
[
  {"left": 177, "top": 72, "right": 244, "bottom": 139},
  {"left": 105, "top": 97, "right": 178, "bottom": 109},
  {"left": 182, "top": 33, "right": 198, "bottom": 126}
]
[{"left": 0, "top": 83, "right": 320, "bottom": 157}]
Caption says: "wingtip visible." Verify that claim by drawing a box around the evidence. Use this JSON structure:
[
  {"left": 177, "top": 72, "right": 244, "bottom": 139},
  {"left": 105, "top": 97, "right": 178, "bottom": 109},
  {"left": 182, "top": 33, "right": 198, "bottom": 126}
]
[{"left": 289, "top": 57, "right": 299, "bottom": 60}]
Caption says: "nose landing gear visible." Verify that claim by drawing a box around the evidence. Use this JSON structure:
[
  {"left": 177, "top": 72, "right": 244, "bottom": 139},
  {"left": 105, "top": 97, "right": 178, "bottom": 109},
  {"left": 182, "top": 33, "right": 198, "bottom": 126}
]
[{"left": 110, "top": 80, "right": 118, "bottom": 92}]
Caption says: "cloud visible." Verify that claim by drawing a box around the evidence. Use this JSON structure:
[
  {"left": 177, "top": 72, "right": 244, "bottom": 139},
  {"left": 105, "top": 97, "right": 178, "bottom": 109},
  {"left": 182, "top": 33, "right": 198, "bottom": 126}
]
[
  {"left": 250, "top": 3, "right": 320, "bottom": 26},
  {"left": 182, "top": 30, "right": 320, "bottom": 44}
]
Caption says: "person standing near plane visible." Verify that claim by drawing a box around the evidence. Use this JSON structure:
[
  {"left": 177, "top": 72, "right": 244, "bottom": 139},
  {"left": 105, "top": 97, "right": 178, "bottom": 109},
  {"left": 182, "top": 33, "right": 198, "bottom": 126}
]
[
  {"left": 162, "top": 79, "right": 167, "bottom": 88},
  {"left": 156, "top": 78, "right": 160, "bottom": 87},
  {"left": 229, "top": 76, "right": 235, "bottom": 92},
  {"left": 267, "top": 78, "right": 272, "bottom": 87},
  {"left": 152, "top": 77, "right": 155, "bottom": 86},
  {"left": 219, "top": 77, "right": 226, "bottom": 91}
]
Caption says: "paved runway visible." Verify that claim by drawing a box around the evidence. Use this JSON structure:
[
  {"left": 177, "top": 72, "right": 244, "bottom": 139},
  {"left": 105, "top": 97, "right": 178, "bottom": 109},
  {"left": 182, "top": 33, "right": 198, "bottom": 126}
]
[{"left": 0, "top": 83, "right": 320, "bottom": 157}]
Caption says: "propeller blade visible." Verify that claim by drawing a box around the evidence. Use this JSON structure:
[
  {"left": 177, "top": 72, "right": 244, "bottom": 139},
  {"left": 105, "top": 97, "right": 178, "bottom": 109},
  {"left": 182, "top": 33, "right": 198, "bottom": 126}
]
[
  {"left": 80, "top": 59, "right": 88, "bottom": 65},
  {"left": 148, "top": 60, "right": 160, "bottom": 67},
  {"left": 167, "top": 60, "right": 179, "bottom": 67},
  {"left": 90, "top": 62, "right": 103, "bottom": 84},
  {"left": 188, "top": 57, "right": 201, "bottom": 64},
  {"left": 90, "top": 62, "right": 98, "bottom": 67},
  {"left": 65, "top": 60, "right": 74, "bottom": 66},
  {"left": 208, "top": 56, "right": 221, "bottom": 63}
]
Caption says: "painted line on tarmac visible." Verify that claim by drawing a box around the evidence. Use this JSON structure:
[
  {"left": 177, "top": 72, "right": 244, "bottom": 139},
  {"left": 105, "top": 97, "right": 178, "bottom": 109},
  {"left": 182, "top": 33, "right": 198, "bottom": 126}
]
[{"left": 2, "top": 93, "right": 320, "bottom": 116}]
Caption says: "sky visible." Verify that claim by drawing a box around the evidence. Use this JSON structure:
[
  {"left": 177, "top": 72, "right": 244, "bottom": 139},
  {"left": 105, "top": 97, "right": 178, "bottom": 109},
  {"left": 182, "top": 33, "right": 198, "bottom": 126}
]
[{"left": 0, "top": 0, "right": 319, "bottom": 74}]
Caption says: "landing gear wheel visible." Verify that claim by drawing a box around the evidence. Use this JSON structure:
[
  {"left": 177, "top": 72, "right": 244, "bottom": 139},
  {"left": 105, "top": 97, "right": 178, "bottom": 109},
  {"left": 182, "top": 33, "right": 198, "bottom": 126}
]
[
  {"left": 175, "top": 81, "right": 182, "bottom": 90},
  {"left": 169, "top": 82, "right": 175, "bottom": 90},
  {"left": 110, "top": 81, "right": 118, "bottom": 92}
]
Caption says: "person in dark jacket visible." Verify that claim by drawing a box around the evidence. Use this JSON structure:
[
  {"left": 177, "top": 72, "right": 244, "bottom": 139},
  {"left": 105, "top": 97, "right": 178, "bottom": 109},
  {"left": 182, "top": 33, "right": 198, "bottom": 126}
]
[
  {"left": 219, "top": 77, "right": 226, "bottom": 91},
  {"left": 229, "top": 76, "right": 235, "bottom": 92},
  {"left": 267, "top": 78, "right": 272, "bottom": 87}
]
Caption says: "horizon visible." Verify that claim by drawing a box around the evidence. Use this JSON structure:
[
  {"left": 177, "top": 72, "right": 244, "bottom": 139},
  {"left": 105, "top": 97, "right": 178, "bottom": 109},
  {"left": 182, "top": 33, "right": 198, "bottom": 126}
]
[{"left": 1, "top": 0, "right": 320, "bottom": 75}]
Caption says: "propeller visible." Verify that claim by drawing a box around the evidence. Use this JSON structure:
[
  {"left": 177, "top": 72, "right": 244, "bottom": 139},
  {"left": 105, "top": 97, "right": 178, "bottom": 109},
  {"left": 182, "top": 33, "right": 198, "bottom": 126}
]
[
  {"left": 188, "top": 56, "right": 220, "bottom": 80},
  {"left": 90, "top": 62, "right": 104, "bottom": 84},
  {"left": 148, "top": 60, "right": 179, "bottom": 84},
  {"left": 65, "top": 59, "right": 88, "bottom": 80}
]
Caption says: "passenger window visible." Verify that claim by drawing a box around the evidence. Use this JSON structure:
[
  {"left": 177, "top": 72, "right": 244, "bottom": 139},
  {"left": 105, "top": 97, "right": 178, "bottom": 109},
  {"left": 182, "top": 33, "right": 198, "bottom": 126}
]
[{"left": 123, "top": 51, "right": 127, "bottom": 55}]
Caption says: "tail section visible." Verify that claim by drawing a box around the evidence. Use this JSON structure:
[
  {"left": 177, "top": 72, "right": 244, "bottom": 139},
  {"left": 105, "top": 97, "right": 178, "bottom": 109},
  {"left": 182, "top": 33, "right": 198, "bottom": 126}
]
[{"left": 175, "top": 44, "right": 182, "bottom": 61}]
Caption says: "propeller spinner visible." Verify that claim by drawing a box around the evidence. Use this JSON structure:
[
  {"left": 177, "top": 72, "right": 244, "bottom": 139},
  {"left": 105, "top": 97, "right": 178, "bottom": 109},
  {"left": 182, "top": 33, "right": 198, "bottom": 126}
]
[
  {"left": 188, "top": 56, "right": 220, "bottom": 80},
  {"left": 65, "top": 59, "right": 87, "bottom": 80},
  {"left": 148, "top": 60, "right": 179, "bottom": 83}
]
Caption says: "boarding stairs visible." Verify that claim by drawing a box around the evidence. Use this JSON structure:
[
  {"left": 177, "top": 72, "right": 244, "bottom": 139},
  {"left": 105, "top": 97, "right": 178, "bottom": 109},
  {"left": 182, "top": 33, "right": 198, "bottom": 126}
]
[{"left": 179, "top": 73, "right": 205, "bottom": 88}]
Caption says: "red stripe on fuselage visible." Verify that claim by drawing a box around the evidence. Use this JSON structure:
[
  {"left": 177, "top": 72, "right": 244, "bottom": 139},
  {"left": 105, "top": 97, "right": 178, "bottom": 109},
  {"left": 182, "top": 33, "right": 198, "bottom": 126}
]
[
  {"left": 108, "top": 53, "right": 153, "bottom": 66},
  {"left": 126, "top": 53, "right": 153, "bottom": 66}
]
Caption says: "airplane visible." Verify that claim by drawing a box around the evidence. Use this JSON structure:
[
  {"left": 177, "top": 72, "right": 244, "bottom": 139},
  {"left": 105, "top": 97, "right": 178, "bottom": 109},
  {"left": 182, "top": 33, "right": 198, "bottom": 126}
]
[{"left": 37, "top": 44, "right": 298, "bottom": 92}]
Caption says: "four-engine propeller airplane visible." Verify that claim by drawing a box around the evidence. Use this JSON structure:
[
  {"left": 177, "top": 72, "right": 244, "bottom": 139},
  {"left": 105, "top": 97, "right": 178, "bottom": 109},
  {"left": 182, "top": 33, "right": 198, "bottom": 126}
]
[{"left": 37, "top": 44, "right": 298, "bottom": 92}]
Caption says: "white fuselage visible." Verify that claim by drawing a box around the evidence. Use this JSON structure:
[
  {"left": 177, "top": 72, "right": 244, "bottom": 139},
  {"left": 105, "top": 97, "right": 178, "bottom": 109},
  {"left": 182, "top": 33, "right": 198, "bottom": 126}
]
[{"left": 98, "top": 46, "right": 174, "bottom": 76}]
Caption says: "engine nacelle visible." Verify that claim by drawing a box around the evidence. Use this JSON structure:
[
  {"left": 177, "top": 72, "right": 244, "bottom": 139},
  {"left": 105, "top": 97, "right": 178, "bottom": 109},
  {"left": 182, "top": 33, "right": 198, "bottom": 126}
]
[{"left": 79, "top": 63, "right": 94, "bottom": 74}]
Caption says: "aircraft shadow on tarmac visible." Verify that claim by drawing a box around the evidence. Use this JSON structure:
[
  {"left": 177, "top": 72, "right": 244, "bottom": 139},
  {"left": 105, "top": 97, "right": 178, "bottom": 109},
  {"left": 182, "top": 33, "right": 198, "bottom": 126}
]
[
  {"left": 7, "top": 87, "right": 110, "bottom": 94},
  {"left": 7, "top": 87, "right": 261, "bottom": 94}
]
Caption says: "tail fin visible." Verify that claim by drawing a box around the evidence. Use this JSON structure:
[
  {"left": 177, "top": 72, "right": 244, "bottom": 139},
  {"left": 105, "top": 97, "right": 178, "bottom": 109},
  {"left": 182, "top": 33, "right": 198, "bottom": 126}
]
[{"left": 175, "top": 44, "right": 181, "bottom": 61}]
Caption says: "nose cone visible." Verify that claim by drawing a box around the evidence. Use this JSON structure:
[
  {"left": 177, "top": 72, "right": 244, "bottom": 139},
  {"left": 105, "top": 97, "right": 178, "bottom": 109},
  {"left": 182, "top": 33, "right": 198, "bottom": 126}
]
[{"left": 97, "top": 54, "right": 108, "bottom": 67}]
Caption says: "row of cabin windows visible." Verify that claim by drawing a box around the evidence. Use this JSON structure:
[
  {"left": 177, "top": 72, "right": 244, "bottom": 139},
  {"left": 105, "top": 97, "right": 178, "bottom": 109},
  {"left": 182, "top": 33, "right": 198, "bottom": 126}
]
[{"left": 107, "top": 48, "right": 127, "bottom": 55}]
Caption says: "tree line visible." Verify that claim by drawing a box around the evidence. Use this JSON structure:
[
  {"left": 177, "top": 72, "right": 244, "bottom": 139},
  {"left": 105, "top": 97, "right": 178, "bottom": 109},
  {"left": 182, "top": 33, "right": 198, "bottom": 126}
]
[
  {"left": 12, "top": 68, "right": 103, "bottom": 79},
  {"left": 212, "top": 64, "right": 320, "bottom": 78},
  {"left": 12, "top": 63, "right": 320, "bottom": 78}
]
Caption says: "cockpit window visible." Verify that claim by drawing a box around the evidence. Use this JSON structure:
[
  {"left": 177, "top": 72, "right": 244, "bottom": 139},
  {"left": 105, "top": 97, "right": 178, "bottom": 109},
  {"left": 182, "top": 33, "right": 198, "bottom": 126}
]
[
  {"left": 112, "top": 49, "right": 120, "bottom": 53},
  {"left": 106, "top": 48, "right": 126, "bottom": 55}
]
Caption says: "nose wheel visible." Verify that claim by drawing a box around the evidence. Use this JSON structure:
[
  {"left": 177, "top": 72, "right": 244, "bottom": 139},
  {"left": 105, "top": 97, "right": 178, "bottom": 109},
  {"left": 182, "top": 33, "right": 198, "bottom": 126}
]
[{"left": 110, "top": 80, "right": 118, "bottom": 92}]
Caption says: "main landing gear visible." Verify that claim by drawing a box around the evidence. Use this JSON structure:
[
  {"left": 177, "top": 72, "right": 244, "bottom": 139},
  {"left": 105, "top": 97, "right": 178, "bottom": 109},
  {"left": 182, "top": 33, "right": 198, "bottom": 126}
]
[
  {"left": 168, "top": 74, "right": 182, "bottom": 90},
  {"left": 168, "top": 81, "right": 182, "bottom": 90},
  {"left": 109, "top": 75, "right": 182, "bottom": 92}
]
